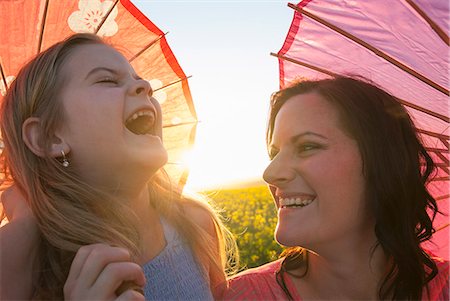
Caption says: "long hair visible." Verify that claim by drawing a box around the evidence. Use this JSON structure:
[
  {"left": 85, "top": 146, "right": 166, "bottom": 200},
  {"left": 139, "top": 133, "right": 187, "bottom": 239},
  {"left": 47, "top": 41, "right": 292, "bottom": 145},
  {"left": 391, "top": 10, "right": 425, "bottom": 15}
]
[
  {"left": 267, "top": 76, "right": 440, "bottom": 300},
  {"left": 0, "top": 33, "right": 237, "bottom": 299}
]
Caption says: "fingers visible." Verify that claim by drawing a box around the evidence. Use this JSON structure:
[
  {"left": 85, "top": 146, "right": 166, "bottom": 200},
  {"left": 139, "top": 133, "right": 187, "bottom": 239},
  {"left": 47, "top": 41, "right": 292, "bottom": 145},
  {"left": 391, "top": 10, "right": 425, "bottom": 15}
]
[
  {"left": 93, "top": 261, "right": 146, "bottom": 293},
  {"left": 116, "top": 289, "right": 145, "bottom": 301},
  {"left": 64, "top": 244, "right": 145, "bottom": 301},
  {"left": 115, "top": 280, "right": 145, "bottom": 296},
  {"left": 66, "top": 244, "right": 130, "bottom": 287}
]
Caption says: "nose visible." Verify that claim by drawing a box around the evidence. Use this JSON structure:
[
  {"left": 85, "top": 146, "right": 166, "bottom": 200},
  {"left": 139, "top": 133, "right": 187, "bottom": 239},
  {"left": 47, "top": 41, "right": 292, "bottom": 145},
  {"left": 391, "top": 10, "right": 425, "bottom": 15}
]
[
  {"left": 128, "top": 78, "right": 152, "bottom": 96},
  {"left": 263, "top": 153, "right": 295, "bottom": 186}
]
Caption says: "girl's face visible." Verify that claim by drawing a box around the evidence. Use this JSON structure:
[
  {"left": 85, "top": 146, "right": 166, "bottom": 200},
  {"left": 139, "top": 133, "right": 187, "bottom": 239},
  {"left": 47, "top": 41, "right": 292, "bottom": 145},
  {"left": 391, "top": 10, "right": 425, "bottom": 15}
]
[
  {"left": 263, "top": 92, "right": 373, "bottom": 253},
  {"left": 57, "top": 43, "right": 167, "bottom": 190}
]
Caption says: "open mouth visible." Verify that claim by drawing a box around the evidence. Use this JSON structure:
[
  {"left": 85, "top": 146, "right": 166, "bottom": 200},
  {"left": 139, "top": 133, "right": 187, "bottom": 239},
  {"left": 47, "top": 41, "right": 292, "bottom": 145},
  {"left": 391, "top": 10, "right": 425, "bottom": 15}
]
[
  {"left": 279, "top": 197, "right": 315, "bottom": 209},
  {"left": 125, "top": 110, "right": 156, "bottom": 135}
]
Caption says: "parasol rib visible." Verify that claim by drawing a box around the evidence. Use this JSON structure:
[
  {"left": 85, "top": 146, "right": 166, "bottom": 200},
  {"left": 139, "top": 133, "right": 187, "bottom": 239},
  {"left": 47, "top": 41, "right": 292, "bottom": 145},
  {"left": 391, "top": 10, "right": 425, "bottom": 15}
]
[
  {"left": 0, "top": 62, "right": 7, "bottom": 92},
  {"left": 405, "top": 0, "right": 449, "bottom": 46},
  {"left": 426, "top": 147, "right": 450, "bottom": 154},
  {"left": 94, "top": 0, "right": 120, "bottom": 35},
  {"left": 37, "top": 0, "right": 50, "bottom": 53},
  {"left": 435, "top": 151, "right": 450, "bottom": 165},
  {"left": 129, "top": 33, "right": 166, "bottom": 63},
  {"left": 437, "top": 167, "right": 449, "bottom": 175},
  {"left": 272, "top": 53, "right": 450, "bottom": 124},
  {"left": 416, "top": 129, "right": 450, "bottom": 143},
  {"left": 153, "top": 75, "right": 192, "bottom": 93},
  {"left": 155, "top": 76, "right": 197, "bottom": 119},
  {"left": 270, "top": 52, "right": 338, "bottom": 77},
  {"left": 162, "top": 120, "right": 197, "bottom": 129},
  {"left": 287, "top": 3, "right": 449, "bottom": 96},
  {"left": 436, "top": 195, "right": 450, "bottom": 201},
  {"left": 431, "top": 176, "right": 450, "bottom": 182},
  {"left": 398, "top": 98, "right": 450, "bottom": 123},
  {"left": 435, "top": 223, "right": 449, "bottom": 231}
]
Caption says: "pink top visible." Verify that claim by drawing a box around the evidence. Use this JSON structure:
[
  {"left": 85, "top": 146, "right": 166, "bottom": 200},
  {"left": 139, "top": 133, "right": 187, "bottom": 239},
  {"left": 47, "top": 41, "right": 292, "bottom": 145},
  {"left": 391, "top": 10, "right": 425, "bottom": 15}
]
[{"left": 223, "top": 257, "right": 449, "bottom": 300}]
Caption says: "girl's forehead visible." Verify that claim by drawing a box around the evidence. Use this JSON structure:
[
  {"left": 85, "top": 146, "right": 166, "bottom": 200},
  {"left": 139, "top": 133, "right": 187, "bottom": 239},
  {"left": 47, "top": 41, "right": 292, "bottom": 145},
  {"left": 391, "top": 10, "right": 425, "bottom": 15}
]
[{"left": 62, "top": 43, "right": 131, "bottom": 75}]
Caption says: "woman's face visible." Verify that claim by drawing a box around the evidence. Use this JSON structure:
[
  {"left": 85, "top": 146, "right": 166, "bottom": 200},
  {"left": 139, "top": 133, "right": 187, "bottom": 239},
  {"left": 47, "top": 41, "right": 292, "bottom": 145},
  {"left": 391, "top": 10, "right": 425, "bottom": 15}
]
[
  {"left": 263, "top": 92, "right": 373, "bottom": 252},
  {"left": 56, "top": 43, "right": 167, "bottom": 189}
]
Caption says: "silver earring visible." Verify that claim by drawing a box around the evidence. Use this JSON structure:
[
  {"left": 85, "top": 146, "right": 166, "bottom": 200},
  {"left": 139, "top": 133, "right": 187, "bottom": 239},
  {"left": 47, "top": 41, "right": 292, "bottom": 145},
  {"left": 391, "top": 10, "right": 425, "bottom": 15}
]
[{"left": 61, "top": 150, "right": 69, "bottom": 167}]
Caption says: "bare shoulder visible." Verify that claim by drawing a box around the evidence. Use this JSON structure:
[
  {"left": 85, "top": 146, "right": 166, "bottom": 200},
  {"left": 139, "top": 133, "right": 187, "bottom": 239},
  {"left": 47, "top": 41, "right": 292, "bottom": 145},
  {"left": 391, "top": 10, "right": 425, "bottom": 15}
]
[
  {"left": 182, "top": 202, "right": 216, "bottom": 236},
  {"left": 0, "top": 218, "right": 38, "bottom": 299},
  {"left": 0, "top": 186, "right": 38, "bottom": 299}
]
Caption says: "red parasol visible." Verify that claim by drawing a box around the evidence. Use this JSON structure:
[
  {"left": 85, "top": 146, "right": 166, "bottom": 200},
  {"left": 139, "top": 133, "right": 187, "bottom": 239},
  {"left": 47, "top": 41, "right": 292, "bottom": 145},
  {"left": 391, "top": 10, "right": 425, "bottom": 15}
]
[
  {"left": 0, "top": 0, "right": 197, "bottom": 188},
  {"left": 273, "top": 0, "right": 449, "bottom": 259}
]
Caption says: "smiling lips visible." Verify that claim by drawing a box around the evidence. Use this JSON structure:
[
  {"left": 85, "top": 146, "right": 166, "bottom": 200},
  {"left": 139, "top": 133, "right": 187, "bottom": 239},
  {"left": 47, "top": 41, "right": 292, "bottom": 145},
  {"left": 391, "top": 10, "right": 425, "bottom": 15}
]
[
  {"left": 279, "top": 196, "right": 315, "bottom": 208},
  {"left": 125, "top": 109, "right": 156, "bottom": 135}
]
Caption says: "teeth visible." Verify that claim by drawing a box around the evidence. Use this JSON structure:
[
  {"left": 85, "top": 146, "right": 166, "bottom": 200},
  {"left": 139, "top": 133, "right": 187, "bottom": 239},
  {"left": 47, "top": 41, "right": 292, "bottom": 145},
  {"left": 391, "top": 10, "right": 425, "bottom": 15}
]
[
  {"left": 126, "top": 110, "right": 154, "bottom": 124},
  {"left": 279, "top": 197, "right": 314, "bottom": 208}
]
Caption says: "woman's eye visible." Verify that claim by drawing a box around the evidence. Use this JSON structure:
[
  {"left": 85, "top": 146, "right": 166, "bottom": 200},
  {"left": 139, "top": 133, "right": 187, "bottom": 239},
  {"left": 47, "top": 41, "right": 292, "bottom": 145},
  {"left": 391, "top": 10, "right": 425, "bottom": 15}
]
[{"left": 297, "top": 143, "right": 320, "bottom": 155}]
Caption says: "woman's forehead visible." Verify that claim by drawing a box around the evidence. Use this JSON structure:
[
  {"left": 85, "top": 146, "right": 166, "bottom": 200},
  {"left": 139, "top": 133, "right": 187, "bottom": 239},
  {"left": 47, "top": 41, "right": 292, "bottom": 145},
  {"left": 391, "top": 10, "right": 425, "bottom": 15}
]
[
  {"left": 272, "top": 92, "right": 352, "bottom": 142},
  {"left": 276, "top": 93, "right": 340, "bottom": 125}
]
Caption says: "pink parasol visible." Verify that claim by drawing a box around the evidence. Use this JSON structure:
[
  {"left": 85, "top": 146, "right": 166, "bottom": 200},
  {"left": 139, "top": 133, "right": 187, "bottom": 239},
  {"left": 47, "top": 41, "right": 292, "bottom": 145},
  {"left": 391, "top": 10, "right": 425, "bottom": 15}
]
[
  {"left": 0, "top": 0, "right": 197, "bottom": 188},
  {"left": 273, "top": 0, "right": 449, "bottom": 259}
]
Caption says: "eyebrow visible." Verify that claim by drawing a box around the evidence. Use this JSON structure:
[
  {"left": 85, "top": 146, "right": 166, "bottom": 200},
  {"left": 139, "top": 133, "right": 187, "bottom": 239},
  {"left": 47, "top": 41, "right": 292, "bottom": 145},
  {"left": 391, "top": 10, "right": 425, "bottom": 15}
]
[
  {"left": 85, "top": 67, "right": 142, "bottom": 80},
  {"left": 85, "top": 67, "right": 117, "bottom": 80},
  {"left": 269, "top": 131, "right": 327, "bottom": 151},
  {"left": 290, "top": 132, "right": 327, "bottom": 144}
]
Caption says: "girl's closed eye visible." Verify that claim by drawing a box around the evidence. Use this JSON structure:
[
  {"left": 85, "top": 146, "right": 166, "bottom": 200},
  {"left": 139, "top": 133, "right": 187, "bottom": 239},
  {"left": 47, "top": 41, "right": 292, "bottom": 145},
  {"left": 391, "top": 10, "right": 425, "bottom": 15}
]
[{"left": 97, "top": 77, "right": 118, "bottom": 85}]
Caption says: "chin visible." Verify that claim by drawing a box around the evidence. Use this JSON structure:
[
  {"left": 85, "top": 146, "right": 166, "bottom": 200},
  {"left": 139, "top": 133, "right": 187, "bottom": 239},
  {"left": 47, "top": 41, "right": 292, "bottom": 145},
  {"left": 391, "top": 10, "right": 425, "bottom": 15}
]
[
  {"left": 141, "top": 145, "right": 168, "bottom": 164},
  {"left": 144, "top": 151, "right": 168, "bottom": 173},
  {"left": 274, "top": 224, "right": 292, "bottom": 247},
  {"left": 275, "top": 224, "right": 306, "bottom": 248},
  {"left": 156, "top": 149, "right": 169, "bottom": 167}
]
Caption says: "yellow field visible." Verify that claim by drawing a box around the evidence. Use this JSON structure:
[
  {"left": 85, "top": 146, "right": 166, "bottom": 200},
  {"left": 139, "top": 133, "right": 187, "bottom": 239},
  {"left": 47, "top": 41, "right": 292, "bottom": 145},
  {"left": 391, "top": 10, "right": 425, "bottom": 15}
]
[{"left": 204, "top": 185, "right": 284, "bottom": 271}]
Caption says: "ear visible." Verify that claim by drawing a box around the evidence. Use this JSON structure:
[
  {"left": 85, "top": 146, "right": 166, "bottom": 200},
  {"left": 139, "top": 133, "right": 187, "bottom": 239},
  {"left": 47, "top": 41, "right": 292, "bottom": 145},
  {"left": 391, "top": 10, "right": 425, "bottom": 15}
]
[{"left": 22, "top": 117, "right": 69, "bottom": 158}]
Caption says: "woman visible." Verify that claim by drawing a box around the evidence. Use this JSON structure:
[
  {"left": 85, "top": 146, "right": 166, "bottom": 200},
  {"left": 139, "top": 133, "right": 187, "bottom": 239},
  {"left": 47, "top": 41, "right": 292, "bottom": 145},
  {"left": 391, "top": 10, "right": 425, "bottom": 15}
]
[
  {"left": 0, "top": 33, "right": 237, "bottom": 300},
  {"left": 224, "top": 77, "right": 448, "bottom": 300}
]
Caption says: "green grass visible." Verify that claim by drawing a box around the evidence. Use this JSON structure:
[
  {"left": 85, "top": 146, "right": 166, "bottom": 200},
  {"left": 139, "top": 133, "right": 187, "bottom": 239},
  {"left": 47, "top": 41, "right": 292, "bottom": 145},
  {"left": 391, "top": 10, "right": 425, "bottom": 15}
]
[{"left": 205, "top": 185, "right": 284, "bottom": 270}]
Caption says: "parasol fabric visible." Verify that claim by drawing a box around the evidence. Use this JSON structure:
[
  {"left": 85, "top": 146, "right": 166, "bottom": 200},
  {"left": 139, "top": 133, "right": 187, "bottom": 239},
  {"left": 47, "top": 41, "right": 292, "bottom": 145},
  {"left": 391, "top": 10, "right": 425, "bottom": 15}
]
[
  {"left": 273, "top": 0, "right": 449, "bottom": 259},
  {"left": 0, "top": 0, "right": 197, "bottom": 188}
]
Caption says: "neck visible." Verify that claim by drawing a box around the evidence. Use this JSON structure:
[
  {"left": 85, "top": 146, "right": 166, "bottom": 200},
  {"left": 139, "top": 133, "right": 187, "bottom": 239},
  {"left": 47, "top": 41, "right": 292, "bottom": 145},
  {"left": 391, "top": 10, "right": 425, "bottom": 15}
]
[
  {"left": 114, "top": 183, "right": 165, "bottom": 264},
  {"left": 303, "top": 238, "right": 389, "bottom": 300},
  {"left": 78, "top": 170, "right": 165, "bottom": 263}
]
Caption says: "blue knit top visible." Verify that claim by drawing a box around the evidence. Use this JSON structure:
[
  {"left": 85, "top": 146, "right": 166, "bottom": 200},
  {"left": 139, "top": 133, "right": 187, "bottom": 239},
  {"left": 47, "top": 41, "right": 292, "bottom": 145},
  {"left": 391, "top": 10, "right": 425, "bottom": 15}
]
[{"left": 142, "top": 218, "right": 213, "bottom": 301}]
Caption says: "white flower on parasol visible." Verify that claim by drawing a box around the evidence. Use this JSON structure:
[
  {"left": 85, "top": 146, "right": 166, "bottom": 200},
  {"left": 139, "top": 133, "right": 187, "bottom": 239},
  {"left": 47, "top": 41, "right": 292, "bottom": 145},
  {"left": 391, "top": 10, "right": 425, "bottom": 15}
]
[
  {"left": 148, "top": 79, "right": 167, "bottom": 104},
  {"left": 0, "top": 75, "right": 15, "bottom": 96},
  {"left": 68, "top": 0, "right": 118, "bottom": 37}
]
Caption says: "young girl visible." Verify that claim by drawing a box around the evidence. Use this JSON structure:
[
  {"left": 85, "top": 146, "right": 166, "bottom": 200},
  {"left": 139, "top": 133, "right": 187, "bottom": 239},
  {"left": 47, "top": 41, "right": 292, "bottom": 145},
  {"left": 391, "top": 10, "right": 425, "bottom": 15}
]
[
  {"left": 224, "top": 77, "right": 448, "bottom": 300},
  {"left": 0, "top": 33, "right": 237, "bottom": 300}
]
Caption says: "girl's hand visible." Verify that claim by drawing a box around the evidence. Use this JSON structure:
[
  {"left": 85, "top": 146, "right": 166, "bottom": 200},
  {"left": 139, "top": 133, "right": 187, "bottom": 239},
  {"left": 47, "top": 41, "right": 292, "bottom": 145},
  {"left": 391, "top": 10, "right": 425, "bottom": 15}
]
[{"left": 64, "top": 244, "right": 146, "bottom": 301}]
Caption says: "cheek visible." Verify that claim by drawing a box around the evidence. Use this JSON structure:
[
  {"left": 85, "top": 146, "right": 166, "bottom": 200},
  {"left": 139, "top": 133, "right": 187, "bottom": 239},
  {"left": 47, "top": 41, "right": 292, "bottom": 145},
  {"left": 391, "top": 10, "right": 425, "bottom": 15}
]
[
  {"left": 310, "top": 148, "right": 365, "bottom": 203},
  {"left": 325, "top": 152, "right": 366, "bottom": 214},
  {"left": 64, "top": 100, "right": 122, "bottom": 131}
]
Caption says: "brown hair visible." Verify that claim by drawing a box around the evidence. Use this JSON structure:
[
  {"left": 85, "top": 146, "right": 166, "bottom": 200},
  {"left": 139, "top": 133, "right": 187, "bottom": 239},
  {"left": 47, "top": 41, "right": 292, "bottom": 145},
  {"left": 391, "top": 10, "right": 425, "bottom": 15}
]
[{"left": 268, "top": 76, "right": 440, "bottom": 300}]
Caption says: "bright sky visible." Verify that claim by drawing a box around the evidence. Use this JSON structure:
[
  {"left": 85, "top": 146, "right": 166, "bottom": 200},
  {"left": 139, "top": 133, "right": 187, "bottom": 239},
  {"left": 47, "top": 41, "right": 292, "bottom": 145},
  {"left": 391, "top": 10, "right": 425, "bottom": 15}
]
[{"left": 133, "top": 1, "right": 294, "bottom": 191}]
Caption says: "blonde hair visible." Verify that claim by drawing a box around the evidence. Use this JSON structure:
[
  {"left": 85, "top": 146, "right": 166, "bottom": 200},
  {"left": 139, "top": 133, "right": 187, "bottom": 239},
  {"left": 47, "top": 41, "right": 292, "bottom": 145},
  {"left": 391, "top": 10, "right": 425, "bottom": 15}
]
[{"left": 0, "top": 33, "right": 237, "bottom": 299}]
